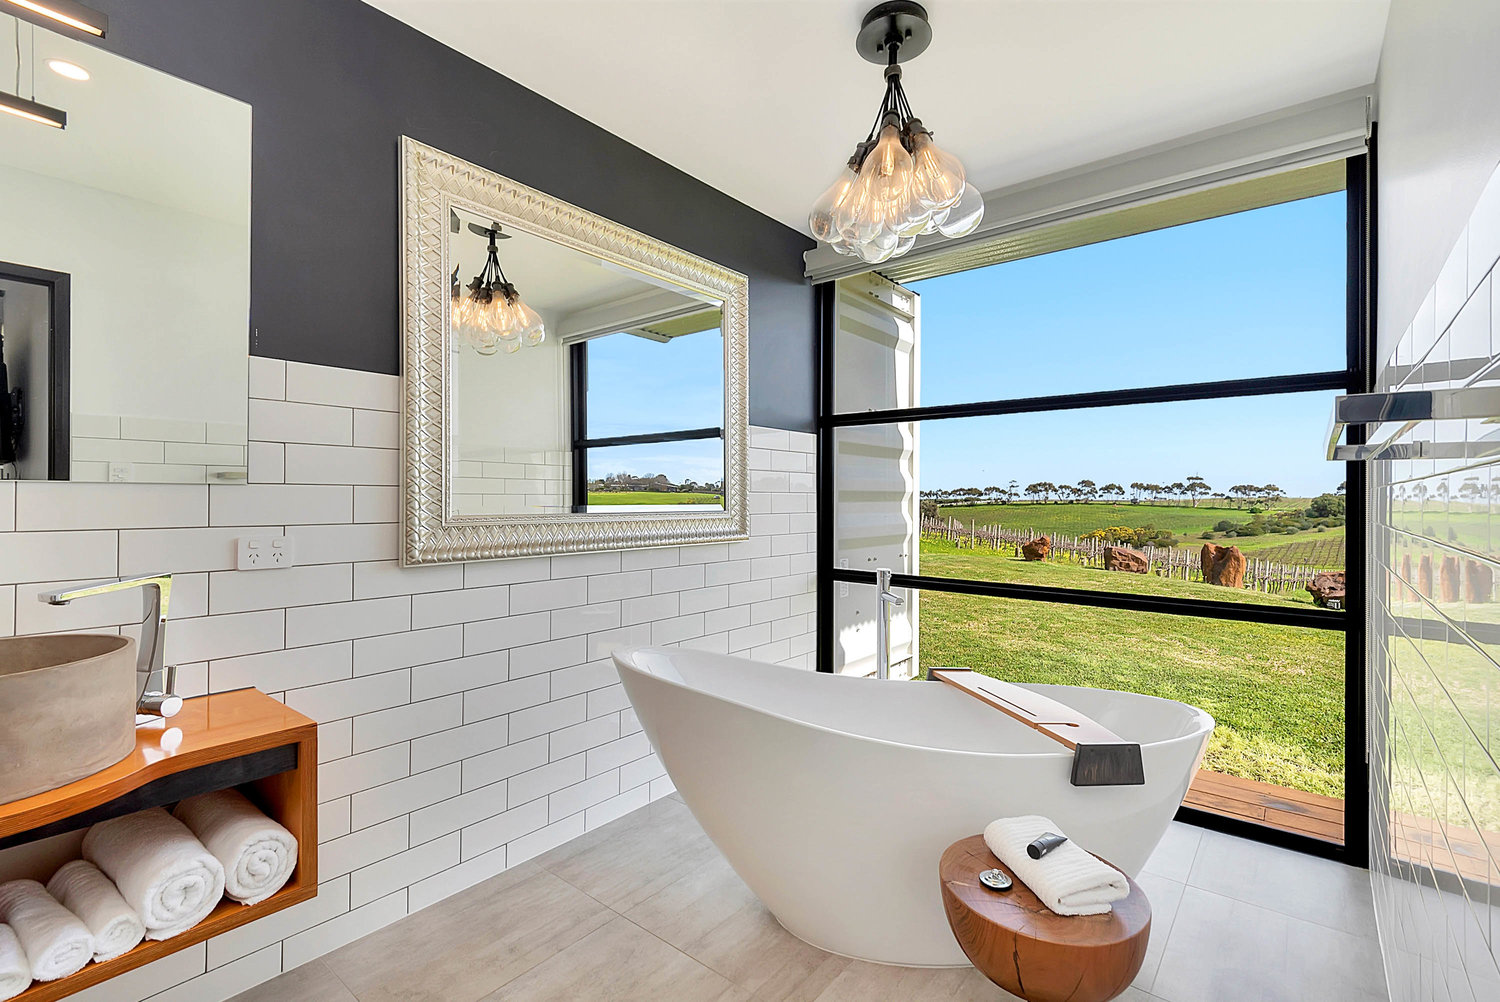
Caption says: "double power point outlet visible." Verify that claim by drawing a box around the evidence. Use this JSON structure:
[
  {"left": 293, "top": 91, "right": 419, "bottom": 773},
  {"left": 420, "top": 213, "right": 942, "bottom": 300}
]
[{"left": 236, "top": 535, "right": 296, "bottom": 570}]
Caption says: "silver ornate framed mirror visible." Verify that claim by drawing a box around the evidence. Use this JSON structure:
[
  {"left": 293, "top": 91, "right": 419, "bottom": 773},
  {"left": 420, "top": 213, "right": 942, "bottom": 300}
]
[{"left": 400, "top": 138, "right": 750, "bottom": 564}]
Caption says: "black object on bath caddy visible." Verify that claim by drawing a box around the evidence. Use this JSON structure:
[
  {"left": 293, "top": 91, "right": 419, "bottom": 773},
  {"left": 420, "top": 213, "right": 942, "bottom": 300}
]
[{"left": 1027, "top": 832, "right": 1068, "bottom": 860}]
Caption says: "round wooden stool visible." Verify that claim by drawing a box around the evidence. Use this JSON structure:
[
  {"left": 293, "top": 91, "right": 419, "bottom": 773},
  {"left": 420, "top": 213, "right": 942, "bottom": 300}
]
[{"left": 939, "top": 835, "right": 1150, "bottom": 1002}]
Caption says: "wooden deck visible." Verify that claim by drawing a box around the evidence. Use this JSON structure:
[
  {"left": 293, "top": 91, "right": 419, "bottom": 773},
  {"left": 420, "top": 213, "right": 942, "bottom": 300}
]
[{"left": 1184, "top": 769, "right": 1344, "bottom": 844}]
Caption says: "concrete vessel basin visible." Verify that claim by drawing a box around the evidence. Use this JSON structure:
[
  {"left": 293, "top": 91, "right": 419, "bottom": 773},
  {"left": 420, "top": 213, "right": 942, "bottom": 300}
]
[{"left": 0, "top": 634, "right": 138, "bottom": 805}]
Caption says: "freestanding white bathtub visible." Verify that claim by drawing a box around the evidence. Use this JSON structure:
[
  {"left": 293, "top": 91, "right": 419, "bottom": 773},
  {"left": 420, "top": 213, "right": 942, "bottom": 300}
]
[{"left": 613, "top": 646, "right": 1214, "bottom": 967}]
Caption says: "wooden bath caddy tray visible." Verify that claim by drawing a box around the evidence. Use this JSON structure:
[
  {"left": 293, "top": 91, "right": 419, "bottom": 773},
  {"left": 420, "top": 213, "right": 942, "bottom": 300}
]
[
  {"left": 0, "top": 688, "right": 318, "bottom": 1001},
  {"left": 930, "top": 670, "right": 1144, "bottom": 786}
]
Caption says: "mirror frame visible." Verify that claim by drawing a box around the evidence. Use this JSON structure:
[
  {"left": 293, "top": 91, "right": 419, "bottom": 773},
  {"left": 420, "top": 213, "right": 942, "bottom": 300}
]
[{"left": 400, "top": 138, "right": 750, "bottom": 564}]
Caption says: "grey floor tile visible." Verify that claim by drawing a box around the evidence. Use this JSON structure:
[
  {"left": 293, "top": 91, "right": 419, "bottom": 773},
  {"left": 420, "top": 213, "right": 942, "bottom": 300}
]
[
  {"left": 1153, "top": 886, "right": 1387, "bottom": 1002},
  {"left": 320, "top": 862, "right": 613, "bottom": 1002},
  {"left": 808, "top": 960, "right": 1017, "bottom": 1001},
  {"left": 481, "top": 916, "right": 749, "bottom": 1002},
  {"left": 626, "top": 851, "right": 850, "bottom": 1002},
  {"left": 1141, "top": 822, "right": 1203, "bottom": 884},
  {"left": 229, "top": 798, "right": 1398, "bottom": 1002},
  {"left": 1187, "top": 828, "right": 1378, "bottom": 938},
  {"left": 228, "top": 960, "right": 357, "bottom": 1002},
  {"left": 1131, "top": 871, "right": 1186, "bottom": 993},
  {"left": 533, "top": 794, "right": 723, "bottom": 911}
]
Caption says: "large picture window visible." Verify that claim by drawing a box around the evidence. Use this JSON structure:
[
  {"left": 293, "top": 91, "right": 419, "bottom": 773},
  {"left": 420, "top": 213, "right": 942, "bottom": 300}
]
[{"left": 818, "top": 158, "right": 1370, "bottom": 862}]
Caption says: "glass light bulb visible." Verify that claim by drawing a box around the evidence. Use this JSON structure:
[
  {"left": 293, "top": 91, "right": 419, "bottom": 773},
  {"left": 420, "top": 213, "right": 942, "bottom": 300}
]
[
  {"left": 808, "top": 164, "right": 858, "bottom": 243},
  {"left": 893, "top": 233, "right": 917, "bottom": 258},
  {"left": 834, "top": 168, "right": 879, "bottom": 244},
  {"left": 936, "top": 182, "right": 984, "bottom": 238},
  {"left": 512, "top": 296, "right": 546, "bottom": 346},
  {"left": 920, "top": 205, "right": 950, "bottom": 235},
  {"left": 861, "top": 121, "right": 916, "bottom": 230},
  {"left": 855, "top": 239, "right": 895, "bottom": 264},
  {"left": 503, "top": 339, "right": 522, "bottom": 354},
  {"left": 910, "top": 130, "right": 966, "bottom": 210},
  {"left": 490, "top": 291, "right": 522, "bottom": 342}
]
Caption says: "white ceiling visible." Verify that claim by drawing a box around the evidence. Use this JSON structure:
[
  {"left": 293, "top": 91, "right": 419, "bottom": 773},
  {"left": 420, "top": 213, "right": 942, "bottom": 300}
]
[
  {"left": 0, "top": 28, "right": 250, "bottom": 225},
  {"left": 364, "top": 0, "right": 1390, "bottom": 236}
]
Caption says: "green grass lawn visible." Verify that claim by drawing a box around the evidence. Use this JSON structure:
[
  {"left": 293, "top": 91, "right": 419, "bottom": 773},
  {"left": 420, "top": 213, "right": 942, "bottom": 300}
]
[
  {"left": 588, "top": 491, "right": 723, "bottom": 506},
  {"left": 916, "top": 541, "right": 1347, "bottom": 797},
  {"left": 935, "top": 500, "right": 1345, "bottom": 560}
]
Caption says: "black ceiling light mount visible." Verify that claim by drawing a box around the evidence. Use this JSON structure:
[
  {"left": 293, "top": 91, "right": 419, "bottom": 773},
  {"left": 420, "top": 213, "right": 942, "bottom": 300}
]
[{"left": 854, "top": 0, "right": 933, "bottom": 64}]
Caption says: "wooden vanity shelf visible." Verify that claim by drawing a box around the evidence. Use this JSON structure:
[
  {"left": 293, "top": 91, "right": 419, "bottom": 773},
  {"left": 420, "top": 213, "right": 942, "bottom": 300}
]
[{"left": 0, "top": 688, "right": 318, "bottom": 1001}]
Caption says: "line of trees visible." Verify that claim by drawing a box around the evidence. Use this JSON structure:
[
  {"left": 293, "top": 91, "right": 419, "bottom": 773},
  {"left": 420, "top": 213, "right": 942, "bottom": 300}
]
[{"left": 920, "top": 477, "right": 1329, "bottom": 508}]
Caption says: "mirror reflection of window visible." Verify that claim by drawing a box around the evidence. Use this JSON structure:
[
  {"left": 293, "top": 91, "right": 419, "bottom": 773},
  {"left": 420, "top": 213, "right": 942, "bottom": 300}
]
[
  {"left": 445, "top": 208, "right": 727, "bottom": 518},
  {"left": 578, "top": 314, "right": 725, "bottom": 511}
]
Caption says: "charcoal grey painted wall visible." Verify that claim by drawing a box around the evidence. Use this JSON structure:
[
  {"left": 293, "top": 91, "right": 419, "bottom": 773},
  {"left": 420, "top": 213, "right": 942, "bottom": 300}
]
[{"left": 76, "top": 0, "right": 817, "bottom": 431}]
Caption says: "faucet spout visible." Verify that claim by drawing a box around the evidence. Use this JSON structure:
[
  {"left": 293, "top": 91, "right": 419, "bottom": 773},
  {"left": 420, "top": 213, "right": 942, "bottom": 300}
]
[
  {"left": 40, "top": 574, "right": 181, "bottom": 719},
  {"left": 874, "top": 568, "right": 905, "bottom": 680}
]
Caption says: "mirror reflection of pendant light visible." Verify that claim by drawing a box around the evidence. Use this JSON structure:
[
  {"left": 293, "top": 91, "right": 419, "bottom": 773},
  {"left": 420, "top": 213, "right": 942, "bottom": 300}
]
[
  {"left": 449, "top": 222, "right": 545, "bottom": 356},
  {"left": 2, "top": 18, "right": 65, "bottom": 128},
  {"left": 807, "top": 1, "right": 982, "bottom": 264},
  {"left": 1, "top": 0, "right": 106, "bottom": 38}
]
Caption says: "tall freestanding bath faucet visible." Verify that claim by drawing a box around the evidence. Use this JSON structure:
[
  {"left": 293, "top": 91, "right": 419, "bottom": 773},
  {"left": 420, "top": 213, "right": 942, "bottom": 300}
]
[{"left": 874, "top": 567, "right": 905, "bottom": 680}]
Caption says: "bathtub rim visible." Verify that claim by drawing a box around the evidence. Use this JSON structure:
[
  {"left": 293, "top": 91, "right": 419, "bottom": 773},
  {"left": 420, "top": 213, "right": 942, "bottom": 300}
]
[{"left": 612, "top": 645, "right": 1215, "bottom": 763}]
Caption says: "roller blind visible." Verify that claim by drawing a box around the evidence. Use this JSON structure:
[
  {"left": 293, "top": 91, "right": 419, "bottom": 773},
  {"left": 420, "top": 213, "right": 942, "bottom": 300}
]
[{"left": 804, "top": 88, "right": 1370, "bottom": 285}]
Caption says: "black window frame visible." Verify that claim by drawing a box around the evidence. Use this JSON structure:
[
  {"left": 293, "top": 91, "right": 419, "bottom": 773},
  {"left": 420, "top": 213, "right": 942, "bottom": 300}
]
[
  {"left": 567, "top": 340, "right": 724, "bottom": 512},
  {"left": 815, "top": 150, "right": 1375, "bottom": 867}
]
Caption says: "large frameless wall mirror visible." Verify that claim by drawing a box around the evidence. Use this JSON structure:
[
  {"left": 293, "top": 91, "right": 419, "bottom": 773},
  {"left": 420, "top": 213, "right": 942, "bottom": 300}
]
[
  {"left": 400, "top": 138, "right": 749, "bottom": 563},
  {"left": 0, "top": 21, "right": 250, "bottom": 483}
]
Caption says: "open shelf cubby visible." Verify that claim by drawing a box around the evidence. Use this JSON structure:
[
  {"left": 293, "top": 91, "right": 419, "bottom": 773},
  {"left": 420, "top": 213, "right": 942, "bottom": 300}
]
[{"left": 0, "top": 688, "right": 318, "bottom": 1001}]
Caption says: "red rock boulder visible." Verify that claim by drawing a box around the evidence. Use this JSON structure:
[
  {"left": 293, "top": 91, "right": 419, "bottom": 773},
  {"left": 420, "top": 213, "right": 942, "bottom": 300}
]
[
  {"left": 1201, "top": 542, "right": 1247, "bottom": 589},
  {"left": 1440, "top": 555, "right": 1461, "bottom": 603},
  {"left": 1021, "top": 536, "right": 1051, "bottom": 561},
  {"left": 1307, "top": 571, "right": 1346, "bottom": 608},
  {"left": 1466, "top": 560, "right": 1494, "bottom": 604},
  {"left": 1103, "top": 546, "right": 1150, "bottom": 574}
]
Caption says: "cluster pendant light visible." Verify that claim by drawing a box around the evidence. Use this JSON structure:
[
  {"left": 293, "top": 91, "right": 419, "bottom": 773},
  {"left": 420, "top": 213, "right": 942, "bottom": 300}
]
[
  {"left": 808, "top": 1, "right": 982, "bottom": 264},
  {"left": 450, "top": 223, "right": 545, "bottom": 356}
]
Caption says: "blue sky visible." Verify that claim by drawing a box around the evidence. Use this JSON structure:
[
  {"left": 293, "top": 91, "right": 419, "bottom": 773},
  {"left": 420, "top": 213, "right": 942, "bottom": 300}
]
[
  {"left": 908, "top": 192, "right": 1348, "bottom": 497},
  {"left": 587, "top": 329, "right": 725, "bottom": 485}
]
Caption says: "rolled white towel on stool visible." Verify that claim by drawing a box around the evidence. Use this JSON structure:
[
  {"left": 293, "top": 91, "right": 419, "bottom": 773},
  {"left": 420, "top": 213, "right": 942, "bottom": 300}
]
[
  {"left": 82, "top": 808, "right": 226, "bottom": 941},
  {"left": 173, "top": 789, "right": 297, "bottom": 905},
  {"left": 0, "top": 879, "right": 93, "bottom": 981},
  {"left": 46, "top": 860, "right": 145, "bottom": 962},
  {"left": 983, "top": 815, "right": 1130, "bottom": 916},
  {"left": 0, "top": 924, "right": 31, "bottom": 1000}
]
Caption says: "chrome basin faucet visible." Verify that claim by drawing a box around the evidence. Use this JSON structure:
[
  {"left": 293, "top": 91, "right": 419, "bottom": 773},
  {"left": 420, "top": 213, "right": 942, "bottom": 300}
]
[
  {"left": 874, "top": 568, "right": 905, "bottom": 680},
  {"left": 40, "top": 574, "right": 182, "bottom": 719}
]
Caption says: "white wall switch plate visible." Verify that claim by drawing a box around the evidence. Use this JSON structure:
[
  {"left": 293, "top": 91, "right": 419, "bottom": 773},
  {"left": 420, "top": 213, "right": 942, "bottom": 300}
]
[
  {"left": 237, "top": 535, "right": 296, "bottom": 570},
  {"left": 108, "top": 462, "right": 132, "bottom": 482}
]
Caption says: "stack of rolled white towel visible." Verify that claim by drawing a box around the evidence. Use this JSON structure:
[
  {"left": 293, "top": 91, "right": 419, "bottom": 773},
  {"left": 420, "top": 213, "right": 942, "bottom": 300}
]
[{"left": 0, "top": 789, "right": 297, "bottom": 999}]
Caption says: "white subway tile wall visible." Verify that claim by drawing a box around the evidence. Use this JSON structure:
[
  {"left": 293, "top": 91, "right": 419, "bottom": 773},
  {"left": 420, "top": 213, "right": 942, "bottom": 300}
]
[
  {"left": 1371, "top": 158, "right": 1500, "bottom": 1002},
  {"left": 72, "top": 415, "right": 249, "bottom": 484},
  {"left": 0, "top": 357, "right": 815, "bottom": 1002}
]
